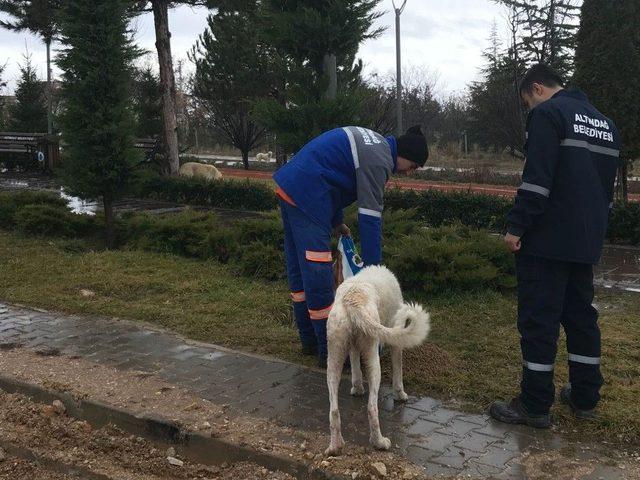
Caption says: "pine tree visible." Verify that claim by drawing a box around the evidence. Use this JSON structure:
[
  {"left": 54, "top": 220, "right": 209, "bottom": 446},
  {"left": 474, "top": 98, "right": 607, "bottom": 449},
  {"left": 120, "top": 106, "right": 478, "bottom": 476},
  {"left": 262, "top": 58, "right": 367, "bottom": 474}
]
[
  {"left": 0, "top": 1, "right": 61, "bottom": 134},
  {"left": 574, "top": 0, "right": 640, "bottom": 203},
  {"left": 493, "top": 0, "right": 580, "bottom": 77},
  {"left": 133, "top": 65, "right": 163, "bottom": 139},
  {"left": 191, "top": 3, "right": 273, "bottom": 169},
  {"left": 253, "top": 0, "right": 383, "bottom": 153},
  {"left": 56, "top": 0, "right": 140, "bottom": 247},
  {"left": 8, "top": 52, "right": 48, "bottom": 132}
]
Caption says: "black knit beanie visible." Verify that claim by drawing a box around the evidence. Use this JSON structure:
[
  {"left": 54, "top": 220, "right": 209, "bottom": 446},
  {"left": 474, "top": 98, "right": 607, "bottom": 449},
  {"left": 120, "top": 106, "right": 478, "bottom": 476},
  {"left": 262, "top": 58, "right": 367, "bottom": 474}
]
[{"left": 397, "top": 125, "right": 429, "bottom": 167}]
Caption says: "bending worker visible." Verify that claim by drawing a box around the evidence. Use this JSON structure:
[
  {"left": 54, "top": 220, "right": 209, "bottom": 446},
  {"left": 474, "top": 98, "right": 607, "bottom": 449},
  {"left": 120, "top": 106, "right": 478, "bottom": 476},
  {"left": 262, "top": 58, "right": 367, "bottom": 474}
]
[
  {"left": 491, "top": 64, "right": 620, "bottom": 427},
  {"left": 274, "top": 126, "right": 429, "bottom": 367}
]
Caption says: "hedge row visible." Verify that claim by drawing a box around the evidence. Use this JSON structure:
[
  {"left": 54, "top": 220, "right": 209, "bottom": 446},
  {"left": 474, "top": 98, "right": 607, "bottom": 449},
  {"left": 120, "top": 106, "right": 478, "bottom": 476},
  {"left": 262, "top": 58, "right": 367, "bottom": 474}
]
[
  {"left": 0, "top": 191, "right": 516, "bottom": 295},
  {"left": 132, "top": 171, "right": 277, "bottom": 211}
]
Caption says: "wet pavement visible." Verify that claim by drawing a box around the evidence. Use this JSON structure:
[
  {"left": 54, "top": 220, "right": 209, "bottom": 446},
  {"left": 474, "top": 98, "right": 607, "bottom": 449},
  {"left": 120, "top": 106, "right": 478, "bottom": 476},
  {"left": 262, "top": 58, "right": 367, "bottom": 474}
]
[{"left": 0, "top": 302, "right": 632, "bottom": 479}]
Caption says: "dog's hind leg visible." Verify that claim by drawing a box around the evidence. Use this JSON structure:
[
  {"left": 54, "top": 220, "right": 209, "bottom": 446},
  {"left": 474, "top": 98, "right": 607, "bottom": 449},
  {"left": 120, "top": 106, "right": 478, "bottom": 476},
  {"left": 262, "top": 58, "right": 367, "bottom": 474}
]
[
  {"left": 325, "top": 335, "right": 348, "bottom": 456},
  {"left": 364, "top": 340, "right": 391, "bottom": 450},
  {"left": 349, "top": 348, "right": 365, "bottom": 396},
  {"left": 391, "top": 346, "right": 409, "bottom": 401}
]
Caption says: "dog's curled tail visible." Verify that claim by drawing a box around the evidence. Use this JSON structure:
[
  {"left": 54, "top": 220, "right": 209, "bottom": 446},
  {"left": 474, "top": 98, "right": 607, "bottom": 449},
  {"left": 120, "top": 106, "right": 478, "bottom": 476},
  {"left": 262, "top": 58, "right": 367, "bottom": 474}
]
[{"left": 347, "top": 300, "right": 430, "bottom": 349}]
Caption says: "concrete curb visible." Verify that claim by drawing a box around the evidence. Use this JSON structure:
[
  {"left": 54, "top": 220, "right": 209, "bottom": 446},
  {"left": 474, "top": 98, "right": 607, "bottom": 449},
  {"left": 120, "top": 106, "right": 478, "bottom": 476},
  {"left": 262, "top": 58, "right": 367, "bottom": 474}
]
[{"left": 0, "top": 374, "right": 346, "bottom": 480}]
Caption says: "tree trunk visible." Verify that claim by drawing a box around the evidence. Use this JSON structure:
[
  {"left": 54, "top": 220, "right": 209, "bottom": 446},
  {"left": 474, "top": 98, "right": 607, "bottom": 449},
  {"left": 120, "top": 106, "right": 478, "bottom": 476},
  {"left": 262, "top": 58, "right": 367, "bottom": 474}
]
[
  {"left": 322, "top": 53, "right": 337, "bottom": 100},
  {"left": 618, "top": 160, "right": 629, "bottom": 205},
  {"left": 241, "top": 150, "right": 250, "bottom": 170},
  {"left": 152, "top": 0, "right": 180, "bottom": 176},
  {"left": 46, "top": 39, "right": 53, "bottom": 135},
  {"left": 103, "top": 194, "right": 116, "bottom": 249}
]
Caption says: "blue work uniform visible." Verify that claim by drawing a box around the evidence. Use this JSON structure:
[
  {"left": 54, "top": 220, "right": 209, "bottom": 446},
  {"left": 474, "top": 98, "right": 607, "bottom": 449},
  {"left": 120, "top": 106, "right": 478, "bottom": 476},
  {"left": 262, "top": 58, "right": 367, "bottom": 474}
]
[
  {"left": 506, "top": 89, "right": 620, "bottom": 414},
  {"left": 274, "top": 127, "right": 398, "bottom": 357}
]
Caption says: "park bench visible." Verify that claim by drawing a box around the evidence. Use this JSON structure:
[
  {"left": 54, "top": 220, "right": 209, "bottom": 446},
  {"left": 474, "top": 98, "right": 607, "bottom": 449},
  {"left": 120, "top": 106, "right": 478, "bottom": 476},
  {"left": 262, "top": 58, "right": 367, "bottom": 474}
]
[
  {"left": 135, "top": 137, "right": 161, "bottom": 163},
  {"left": 0, "top": 132, "right": 59, "bottom": 170}
]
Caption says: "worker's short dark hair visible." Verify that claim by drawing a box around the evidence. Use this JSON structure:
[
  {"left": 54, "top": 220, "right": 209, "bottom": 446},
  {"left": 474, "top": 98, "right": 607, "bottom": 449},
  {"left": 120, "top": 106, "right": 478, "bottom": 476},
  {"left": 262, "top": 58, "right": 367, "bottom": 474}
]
[{"left": 519, "top": 63, "right": 564, "bottom": 96}]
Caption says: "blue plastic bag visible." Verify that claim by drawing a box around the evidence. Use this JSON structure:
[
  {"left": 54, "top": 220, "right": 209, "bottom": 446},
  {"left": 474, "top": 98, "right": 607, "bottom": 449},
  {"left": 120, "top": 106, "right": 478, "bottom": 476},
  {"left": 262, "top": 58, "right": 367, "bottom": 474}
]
[{"left": 337, "top": 235, "right": 364, "bottom": 280}]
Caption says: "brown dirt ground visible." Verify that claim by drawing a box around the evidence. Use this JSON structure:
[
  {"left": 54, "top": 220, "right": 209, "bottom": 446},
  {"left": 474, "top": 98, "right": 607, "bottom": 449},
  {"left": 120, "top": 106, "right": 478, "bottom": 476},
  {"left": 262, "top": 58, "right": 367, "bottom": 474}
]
[{"left": 0, "top": 347, "right": 430, "bottom": 480}]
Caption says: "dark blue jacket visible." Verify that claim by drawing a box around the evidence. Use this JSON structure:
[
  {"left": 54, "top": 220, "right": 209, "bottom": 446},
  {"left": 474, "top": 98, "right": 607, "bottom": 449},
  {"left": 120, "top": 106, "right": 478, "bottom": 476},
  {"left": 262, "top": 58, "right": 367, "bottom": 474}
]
[
  {"left": 274, "top": 127, "right": 397, "bottom": 266},
  {"left": 507, "top": 89, "right": 620, "bottom": 264}
]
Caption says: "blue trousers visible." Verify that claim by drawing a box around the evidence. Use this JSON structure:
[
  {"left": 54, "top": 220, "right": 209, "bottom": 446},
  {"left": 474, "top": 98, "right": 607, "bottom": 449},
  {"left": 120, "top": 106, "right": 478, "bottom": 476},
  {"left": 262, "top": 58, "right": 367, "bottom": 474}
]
[
  {"left": 279, "top": 200, "right": 335, "bottom": 358},
  {"left": 517, "top": 254, "right": 603, "bottom": 414}
]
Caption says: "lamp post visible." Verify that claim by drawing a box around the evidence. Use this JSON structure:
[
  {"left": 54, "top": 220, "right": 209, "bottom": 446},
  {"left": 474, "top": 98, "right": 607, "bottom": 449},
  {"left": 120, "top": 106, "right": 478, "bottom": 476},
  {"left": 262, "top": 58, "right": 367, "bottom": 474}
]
[{"left": 392, "top": 0, "right": 408, "bottom": 136}]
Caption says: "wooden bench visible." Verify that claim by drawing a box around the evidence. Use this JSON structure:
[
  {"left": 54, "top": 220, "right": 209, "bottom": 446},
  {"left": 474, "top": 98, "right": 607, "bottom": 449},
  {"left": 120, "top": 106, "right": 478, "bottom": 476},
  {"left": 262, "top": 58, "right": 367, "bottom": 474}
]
[
  {"left": 0, "top": 132, "right": 60, "bottom": 170},
  {"left": 134, "top": 137, "right": 161, "bottom": 163}
]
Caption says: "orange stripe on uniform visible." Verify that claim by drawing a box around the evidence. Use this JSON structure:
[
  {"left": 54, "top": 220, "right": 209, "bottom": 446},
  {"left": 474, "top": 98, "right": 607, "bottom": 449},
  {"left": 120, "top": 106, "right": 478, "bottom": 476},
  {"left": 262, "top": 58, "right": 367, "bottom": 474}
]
[
  {"left": 276, "top": 186, "right": 296, "bottom": 206},
  {"left": 290, "top": 291, "right": 306, "bottom": 302},
  {"left": 306, "top": 251, "right": 332, "bottom": 263},
  {"left": 309, "top": 304, "right": 333, "bottom": 320}
]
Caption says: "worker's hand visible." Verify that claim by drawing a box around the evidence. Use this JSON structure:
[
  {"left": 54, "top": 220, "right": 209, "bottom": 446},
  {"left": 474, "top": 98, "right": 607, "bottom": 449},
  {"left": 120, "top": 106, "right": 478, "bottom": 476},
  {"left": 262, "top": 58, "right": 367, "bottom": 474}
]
[
  {"left": 333, "top": 224, "right": 351, "bottom": 238},
  {"left": 504, "top": 233, "right": 522, "bottom": 253}
]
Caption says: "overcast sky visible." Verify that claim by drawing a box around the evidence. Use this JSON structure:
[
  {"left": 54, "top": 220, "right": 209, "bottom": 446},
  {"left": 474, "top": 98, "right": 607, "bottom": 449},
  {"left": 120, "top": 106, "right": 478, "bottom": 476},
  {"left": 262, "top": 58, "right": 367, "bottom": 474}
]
[{"left": 0, "top": 0, "right": 506, "bottom": 96}]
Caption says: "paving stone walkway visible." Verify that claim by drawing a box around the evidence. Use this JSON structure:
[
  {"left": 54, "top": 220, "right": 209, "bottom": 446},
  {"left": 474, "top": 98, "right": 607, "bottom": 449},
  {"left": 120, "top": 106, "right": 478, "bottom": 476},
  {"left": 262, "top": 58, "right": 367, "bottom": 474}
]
[{"left": 0, "top": 303, "right": 629, "bottom": 479}]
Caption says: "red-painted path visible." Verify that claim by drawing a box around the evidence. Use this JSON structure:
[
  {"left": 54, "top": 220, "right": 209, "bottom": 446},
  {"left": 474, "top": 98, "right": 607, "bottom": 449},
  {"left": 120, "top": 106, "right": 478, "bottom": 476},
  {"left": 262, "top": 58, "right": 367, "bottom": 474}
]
[{"left": 219, "top": 168, "right": 640, "bottom": 202}]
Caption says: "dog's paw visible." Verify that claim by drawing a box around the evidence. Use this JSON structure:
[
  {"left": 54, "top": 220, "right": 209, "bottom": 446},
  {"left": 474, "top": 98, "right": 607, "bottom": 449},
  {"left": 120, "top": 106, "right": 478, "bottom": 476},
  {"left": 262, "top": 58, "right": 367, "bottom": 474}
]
[
  {"left": 394, "top": 390, "right": 409, "bottom": 402},
  {"left": 351, "top": 384, "right": 365, "bottom": 396},
  {"left": 371, "top": 436, "right": 391, "bottom": 451},
  {"left": 325, "top": 442, "right": 344, "bottom": 457}
]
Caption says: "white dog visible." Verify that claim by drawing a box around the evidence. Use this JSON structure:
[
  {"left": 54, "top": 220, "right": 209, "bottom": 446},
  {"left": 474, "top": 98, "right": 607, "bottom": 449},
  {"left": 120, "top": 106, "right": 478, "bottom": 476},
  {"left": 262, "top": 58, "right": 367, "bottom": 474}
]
[
  {"left": 179, "top": 162, "right": 223, "bottom": 181},
  {"left": 325, "top": 265, "right": 430, "bottom": 456}
]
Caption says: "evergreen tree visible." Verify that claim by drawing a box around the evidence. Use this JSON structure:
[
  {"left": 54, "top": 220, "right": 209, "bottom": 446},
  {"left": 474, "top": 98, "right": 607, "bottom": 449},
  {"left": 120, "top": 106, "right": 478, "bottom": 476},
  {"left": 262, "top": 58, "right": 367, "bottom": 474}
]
[
  {"left": 133, "top": 65, "right": 163, "bottom": 139},
  {"left": 9, "top": 52, "right": 48, "bottom": 132},
  {"left": 57, "top": 0, "right": 140, "bottom": 247},
  {"left": 191, "top": 3, "right": 274, "bottom": 169},
  {"left": 493, "top": 0, "right": 580, "bottom": 77},
  {"left": 253, "top": 0, "right": 383, "bottom": 153},
  {"left": 0, "top": 0, "right": 62, "bottom": 134},
  {"left": 574, "top": 0, "right": 640, "bottom": 203}
]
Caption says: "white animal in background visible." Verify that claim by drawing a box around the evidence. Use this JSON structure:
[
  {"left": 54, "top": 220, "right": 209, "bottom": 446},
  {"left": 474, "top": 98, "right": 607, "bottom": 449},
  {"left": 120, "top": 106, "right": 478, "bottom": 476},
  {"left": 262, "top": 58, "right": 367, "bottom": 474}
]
[
  {"left": 325, "top": 265, "right": 430, "bottom": 456},
  {"left": 178, "top": 162, "right": 223, "bottom": 181},
  {"left": 255, "top": 151, "right": 273, "bottom": 162}
]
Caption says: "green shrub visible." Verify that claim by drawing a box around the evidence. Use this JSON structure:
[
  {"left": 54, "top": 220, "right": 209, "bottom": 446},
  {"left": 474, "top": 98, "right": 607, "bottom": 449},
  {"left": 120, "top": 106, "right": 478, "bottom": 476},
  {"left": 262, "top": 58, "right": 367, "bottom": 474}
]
[
  {"left": 122, "top": 210, "right": 213, "bottom": 257},
  {"left": 132, "top": 170, "right": 277, "bottom": 211},
  {"left": 236, "top": 240, "right": 285, "bottom": 281},
  {"left": 384, "top": 224, "right": 516, "bottom": 295},
  {"left": 609, "top": 203, "right": 640, "bottom": 245},
  {"left": 385, "top": 188, "right": 512, "bottom": 231},
  {"left": 0, "top": 190, "right": 68, "bottom": 227},
  {"left": 14, "top": 204, "right": 75, "bottom": 237}
]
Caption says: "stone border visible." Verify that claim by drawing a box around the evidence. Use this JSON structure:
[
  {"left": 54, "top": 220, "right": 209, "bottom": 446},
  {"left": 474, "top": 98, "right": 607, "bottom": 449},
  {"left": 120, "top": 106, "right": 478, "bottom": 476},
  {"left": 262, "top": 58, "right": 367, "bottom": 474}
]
[{"left": 0, "top": 374, "right": 346, "bottom": 480}]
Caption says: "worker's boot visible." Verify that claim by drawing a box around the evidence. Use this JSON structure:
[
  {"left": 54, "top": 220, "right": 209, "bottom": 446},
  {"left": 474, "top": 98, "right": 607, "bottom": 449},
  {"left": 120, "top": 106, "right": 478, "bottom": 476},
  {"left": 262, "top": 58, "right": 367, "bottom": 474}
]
[
  {"left": 489, "top": 397, "right": 551, "bottom": 429},
  {"left": 560, "top": 384, "right": 597, "bottom": 420}
]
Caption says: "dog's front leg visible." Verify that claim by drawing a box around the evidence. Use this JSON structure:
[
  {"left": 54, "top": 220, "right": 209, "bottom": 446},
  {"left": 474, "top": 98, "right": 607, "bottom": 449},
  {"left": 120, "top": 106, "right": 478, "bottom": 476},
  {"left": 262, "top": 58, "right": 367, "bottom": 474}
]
[
  {"left": 325, "top": 340, "right": 347, "bottom": 456},
  {"left": 391, "top": 346, "right": 409, "bottom": 401},
  {"left": 365, "top": 341, "right": 391, "bottom": 450}
]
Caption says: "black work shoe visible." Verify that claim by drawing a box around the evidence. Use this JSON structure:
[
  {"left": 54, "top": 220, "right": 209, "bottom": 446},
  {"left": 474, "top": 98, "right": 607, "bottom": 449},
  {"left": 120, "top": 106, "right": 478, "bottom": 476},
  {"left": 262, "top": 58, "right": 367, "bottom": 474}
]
[
  {"left": 560, "top": 384, "right": 597, "bottom": 420},
  {"left": 489, "top": 397, "right": 551, "bottom": 429},
  {"left": 301, "top": 344, "right": 317, "bottom": 356}
]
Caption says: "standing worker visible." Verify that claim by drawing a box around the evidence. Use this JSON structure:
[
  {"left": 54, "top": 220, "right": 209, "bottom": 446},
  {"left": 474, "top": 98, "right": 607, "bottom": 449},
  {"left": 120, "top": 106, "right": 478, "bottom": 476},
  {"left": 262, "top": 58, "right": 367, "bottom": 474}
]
[
  {"left": 490, "top": 64, "right": 620, "bottom": 428},
  {"left": 274, "top": 126, "right": 429, "bottom": 368}
]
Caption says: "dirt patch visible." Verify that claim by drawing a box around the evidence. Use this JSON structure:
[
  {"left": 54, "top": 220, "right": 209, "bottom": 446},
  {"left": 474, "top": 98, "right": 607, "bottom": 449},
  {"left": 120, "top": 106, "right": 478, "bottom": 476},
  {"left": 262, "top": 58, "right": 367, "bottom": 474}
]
[
  {"left": 521, "top": 450, "right": 640, "bottom": 480},
  {"left": 0, "top": 456, "right": 74, "bottom": 480},
  {"left": 0, "top": 347, "right": 429, "bottom": 479},
  {"left": 0, "top": 391, "right": 296, "bottom": 480}
]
